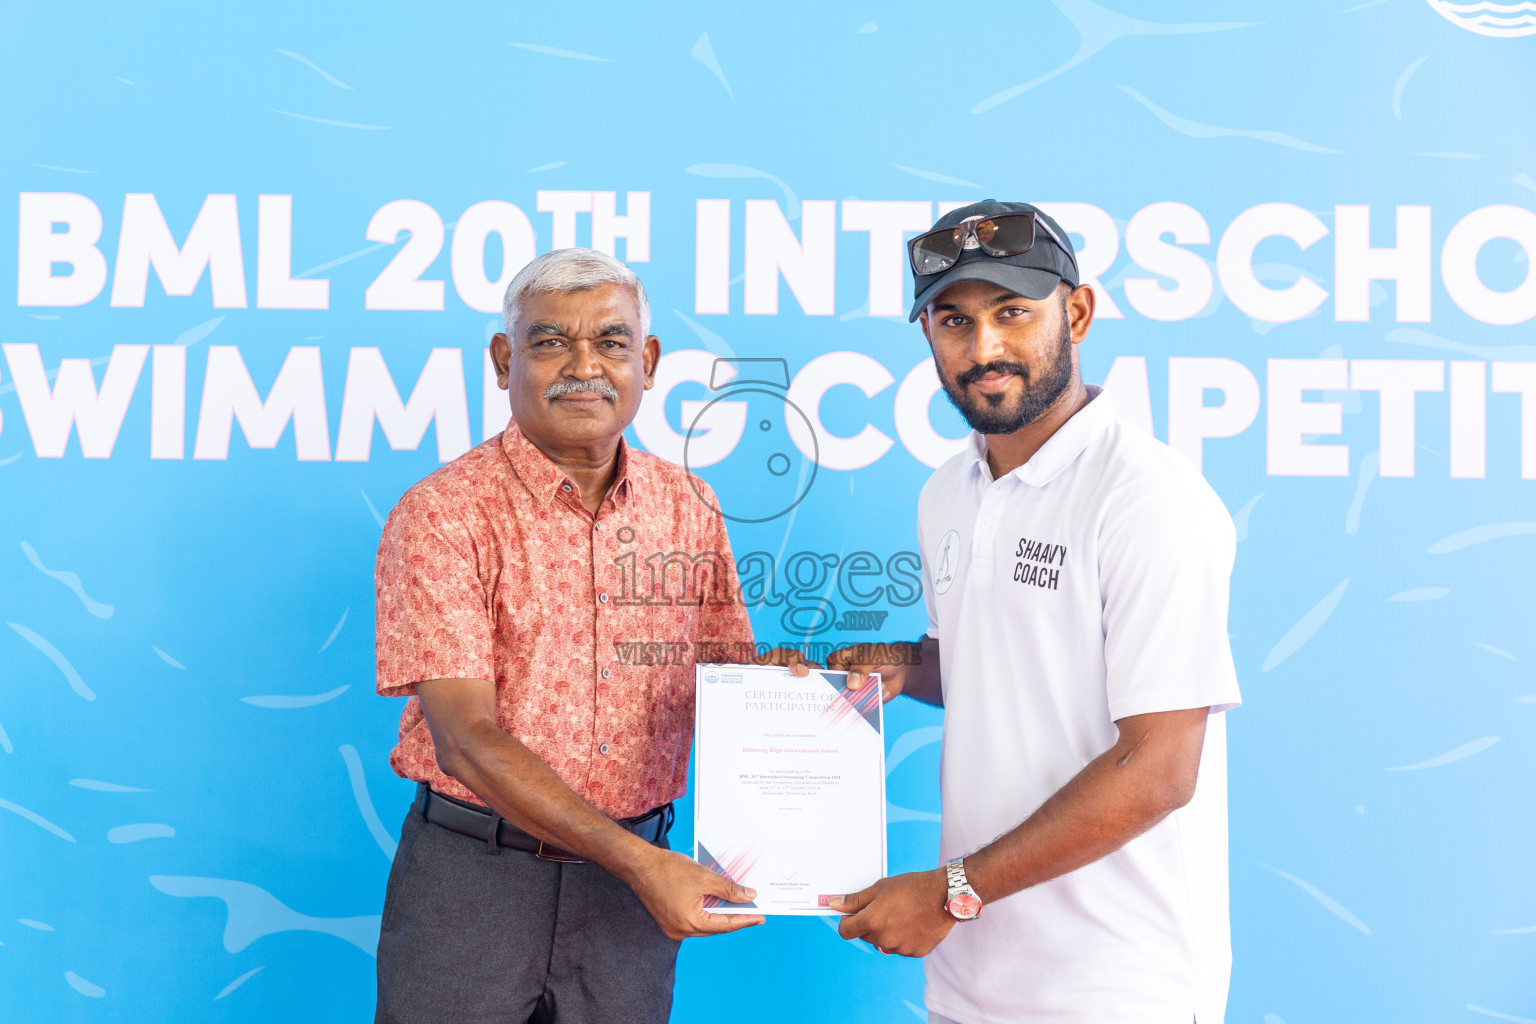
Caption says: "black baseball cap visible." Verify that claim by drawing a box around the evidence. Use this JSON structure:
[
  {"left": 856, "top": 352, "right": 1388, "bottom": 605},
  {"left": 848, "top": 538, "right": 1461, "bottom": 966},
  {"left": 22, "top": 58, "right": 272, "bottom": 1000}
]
[{"left": 907, "top": 200, "right": 1079, "bottom": 322}]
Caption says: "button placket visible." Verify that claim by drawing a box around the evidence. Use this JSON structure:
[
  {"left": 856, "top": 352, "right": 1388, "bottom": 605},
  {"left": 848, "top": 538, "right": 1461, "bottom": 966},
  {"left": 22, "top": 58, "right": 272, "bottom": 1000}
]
[{"left": 973, "top": 485, "right": 1006, "bottom": 569}]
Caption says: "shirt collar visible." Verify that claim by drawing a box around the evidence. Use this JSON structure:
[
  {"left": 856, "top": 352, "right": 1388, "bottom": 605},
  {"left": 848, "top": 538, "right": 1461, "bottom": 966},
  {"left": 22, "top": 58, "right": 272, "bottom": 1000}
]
[
  {"left": 965, "top": 386, "right": 1114, "bottom": 489},
  {"left": 500, "top": 420, "right": 634, "bottom": 508}
]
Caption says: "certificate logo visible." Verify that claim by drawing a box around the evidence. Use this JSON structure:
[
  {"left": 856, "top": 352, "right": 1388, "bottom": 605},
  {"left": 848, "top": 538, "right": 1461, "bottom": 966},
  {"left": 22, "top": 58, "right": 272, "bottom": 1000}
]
[
  {"left": 703, "top": 669, "right": 721, "bottom": 685},
  {"left": 932, "top": 530, "right": 959, "bottom": 596},
  {"left": 1425, "top": 0, "right": 1536, "bottom": 37}
]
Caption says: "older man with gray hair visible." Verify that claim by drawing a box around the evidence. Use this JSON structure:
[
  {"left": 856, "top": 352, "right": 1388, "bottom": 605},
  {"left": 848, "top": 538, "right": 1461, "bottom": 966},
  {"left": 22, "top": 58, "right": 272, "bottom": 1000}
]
[{"left": 373, "top": 248, "right": 764, "bottom": 1024}]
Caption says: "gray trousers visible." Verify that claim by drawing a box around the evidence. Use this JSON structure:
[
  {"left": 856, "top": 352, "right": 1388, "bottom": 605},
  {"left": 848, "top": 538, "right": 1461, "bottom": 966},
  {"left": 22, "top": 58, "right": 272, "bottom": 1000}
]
[{"left": 375, "top": 804, "right": 681, "bottom": 1024}]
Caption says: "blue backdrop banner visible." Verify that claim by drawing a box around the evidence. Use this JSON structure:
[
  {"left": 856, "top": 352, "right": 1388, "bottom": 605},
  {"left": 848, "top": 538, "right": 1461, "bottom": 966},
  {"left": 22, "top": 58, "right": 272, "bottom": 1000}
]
[{"left": 2, "top": 2, "right": 1534, "bottom": 1021}]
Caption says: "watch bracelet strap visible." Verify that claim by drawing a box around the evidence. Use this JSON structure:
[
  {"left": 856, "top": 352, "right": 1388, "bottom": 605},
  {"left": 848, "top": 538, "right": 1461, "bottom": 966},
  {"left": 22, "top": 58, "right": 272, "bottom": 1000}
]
[{"left": 945, "top": 856, "right": 971, "bottom": 894}]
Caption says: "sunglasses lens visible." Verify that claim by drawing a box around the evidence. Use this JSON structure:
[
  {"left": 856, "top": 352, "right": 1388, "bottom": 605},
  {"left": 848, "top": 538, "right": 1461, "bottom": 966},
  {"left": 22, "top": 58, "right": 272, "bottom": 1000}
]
[
  {"left": 910, "top": 228, "right": 964, "bottom": 275},
  {"left": 975, "top": 214, "right": 1036, "bottom": 257}
]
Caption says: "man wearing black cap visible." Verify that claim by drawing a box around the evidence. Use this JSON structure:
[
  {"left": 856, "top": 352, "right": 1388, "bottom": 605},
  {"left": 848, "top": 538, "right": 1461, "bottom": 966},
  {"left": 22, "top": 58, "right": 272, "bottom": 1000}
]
[{"left": 818, "top": 201, "right": 1243, "bottom": 1023}]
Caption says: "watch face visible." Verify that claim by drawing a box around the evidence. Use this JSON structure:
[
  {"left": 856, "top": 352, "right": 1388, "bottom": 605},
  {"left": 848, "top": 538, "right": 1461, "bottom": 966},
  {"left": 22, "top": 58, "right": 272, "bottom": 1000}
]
[{"left": 946, "top": 892, "right": 982, "bottom": 921}]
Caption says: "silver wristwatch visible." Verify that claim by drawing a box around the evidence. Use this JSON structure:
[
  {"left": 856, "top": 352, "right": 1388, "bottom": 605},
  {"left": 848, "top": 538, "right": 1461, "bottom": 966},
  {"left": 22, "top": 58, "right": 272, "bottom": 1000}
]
[{"left": 943, "top": 857, "right": 983, "bottom": 921}]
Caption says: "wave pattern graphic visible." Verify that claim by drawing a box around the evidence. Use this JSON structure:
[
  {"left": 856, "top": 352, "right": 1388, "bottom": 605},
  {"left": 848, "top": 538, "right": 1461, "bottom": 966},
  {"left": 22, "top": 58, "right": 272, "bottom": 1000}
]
[
  {"left": 1392, "top": 56, "right": 1429, "bottom": 122},
  {"left": 1345, "top": 452, "right": 1379, "bottom": 536},
  {"left": 1387, "top": 326, "right": 1536, "bottom": 361},
  {"left": 153, "top": 645, "right": 187, "bottom": 669},
  {"left": 1232, "top": 492, "right": 1264, "bottom": 542},
  {"left": 1120, "top": 86, "right": 1338, "bottom": 153},
  {"left": 269, "top": 109, "right": 389, "bottom": 130},
  {"left": 20, "top": 542, "right": 113, "bottom": 618},
  {"left": 70, "top": 778, "right": 151, "bottom": 793},
  {"left": 672, "top": 309, "right": 736, "bottom": 359},
  {"left": 241, "top": 684, "right": 350, "bottom": 709},
  {"left": 509, "top": 42, "right": 611, "bottom": 62},
  {"left": 296, "top": 241, "right": 391, "bottom": 280},
  {"left": 1427, "top": 522, "right": 1536, "bottom": 553},
  {"left": 276, "top": 49, "right": 353, "bottom": 89},
  {"left": 1468, "top": 1005, "right": 1536, "bottom": 1024},
  {"left": 172, "top": 316, "right": 225, "bottom": 349},
  {"left": 1387, "top": 587, "right": 1449, "bottom": 602},
  {"left": 0, "top": 718, "right": 10, "bottom": 754},
  {"left": 108, "top": 823, "right": 175, "bottom": 843},
  {"left": 1473, "top": 641, "right": 1519, "bottom": 661},
  {"left": 886, "top": 726, "right": 943, "bottom": 775},
  {"left": 0, "top": 796, "right": 75, "bottom": 841},
  {"left": 214, "top": 966, "right": 264, "bottom": 1000},
  {"left": 6, "top": 623, "right": 94, "bottom": 700},
  {"left": 893, "top": 164, "right": 982, "bottom": 188},
  {"left": 1263, "top": 578, "right": 1350, "bottom": 672},
  {"left": 360, "top": 488, "right": 386, "bottom": 528},
  {"left": 690, "top": 32, "right": 734, "bottom": 100},
  {"left": 684, "top": 163, "right": 800, "bottom": 220},
  {"left": 318, "top": 608, "right": 349, "bottom": 653},
  {"left": 149, "top": 876, "right": 380, "bottom": 956},
  {"left": 340, "top": 744, "right": 398, "bottom": 859},
  {"left": 1427, "top": 0, "right": 1536, "bottom": 36},
  {"left": 969, "top": 0, "right": 1256, "bottom": 113},
  {"left": 1386, "top": 736, "right": 1498, "bottom": 770},
  {"left": 1265, "top": 864, "right": 1372, "bottom": 934},
  {"left": 64, "top": 971, "right": 105, "bottom": 998}
]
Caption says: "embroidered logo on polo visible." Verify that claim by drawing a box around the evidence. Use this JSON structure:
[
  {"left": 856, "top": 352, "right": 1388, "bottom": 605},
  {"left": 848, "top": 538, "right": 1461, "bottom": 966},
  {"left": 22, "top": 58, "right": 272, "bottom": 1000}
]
[
  {"left": 932, "top": 530, "right": 959, "bottom": 595},
  {"left": 1013, "top": 535, "right": 1067, "bottom": 591}
]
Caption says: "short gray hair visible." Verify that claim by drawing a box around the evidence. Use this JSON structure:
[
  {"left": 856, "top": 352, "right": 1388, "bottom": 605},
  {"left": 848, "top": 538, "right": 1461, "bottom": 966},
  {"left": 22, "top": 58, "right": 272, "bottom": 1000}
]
[{"left": 501, "top": 248, "right": 651, "bottom": 335}]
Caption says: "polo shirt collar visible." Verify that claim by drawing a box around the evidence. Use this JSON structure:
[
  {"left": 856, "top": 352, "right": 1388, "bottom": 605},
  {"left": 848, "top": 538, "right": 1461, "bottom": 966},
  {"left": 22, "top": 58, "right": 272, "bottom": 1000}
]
[
  {"left": 500, "top": 420, "right": 634, "bottom": 507},
  {"left": 966, "top": 386, "right": 1114, "bottom": 488}
]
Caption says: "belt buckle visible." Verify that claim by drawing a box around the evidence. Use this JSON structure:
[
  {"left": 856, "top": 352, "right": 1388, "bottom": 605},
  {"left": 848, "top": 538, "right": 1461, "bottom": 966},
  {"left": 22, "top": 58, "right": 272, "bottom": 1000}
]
[{"left": 534, "top": 840, "right": 584, "bottom": 864}]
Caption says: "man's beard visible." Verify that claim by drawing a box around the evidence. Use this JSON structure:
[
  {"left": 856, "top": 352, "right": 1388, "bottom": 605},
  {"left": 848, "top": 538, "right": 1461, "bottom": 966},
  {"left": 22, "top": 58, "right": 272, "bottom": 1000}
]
[{"left": 936, "top": 320, "right": 1075, "bottom": 435}]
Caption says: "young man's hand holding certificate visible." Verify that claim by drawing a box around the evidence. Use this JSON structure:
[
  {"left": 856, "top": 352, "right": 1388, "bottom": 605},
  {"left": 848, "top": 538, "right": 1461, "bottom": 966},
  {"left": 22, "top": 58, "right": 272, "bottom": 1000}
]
[{"left": 692, "top": 663, "right": 887, "bottom": 915}]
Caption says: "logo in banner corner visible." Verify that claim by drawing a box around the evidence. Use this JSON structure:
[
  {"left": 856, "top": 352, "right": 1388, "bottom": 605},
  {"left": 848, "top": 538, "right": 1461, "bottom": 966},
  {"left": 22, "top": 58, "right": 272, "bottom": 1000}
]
[
  {"left": 1425, "top": 0, "right": 1536, "bottom": 38},
  {"left": 932, "top": 529, "right": 959, "bottom": 596},
  {"left": 703, "top": 669, "right": 720, "bottom": 685}
]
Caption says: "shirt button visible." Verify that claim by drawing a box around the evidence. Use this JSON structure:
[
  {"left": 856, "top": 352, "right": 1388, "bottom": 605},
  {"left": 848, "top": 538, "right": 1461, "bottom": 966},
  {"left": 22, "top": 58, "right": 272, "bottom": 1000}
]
[
  {"left": 594, "top": 522, "right": 603, "bottom": 530},
  {"left": 598, "top": 592, "right": 609, "bottom": 604},
  {"left": 601, "top": 668, "right": 612, "bottom": 678},
  {"left": 981, "top": 518, "right": 991, "bottom": 528},
  {"left": 599, "top": 743, "right": 611, "bottom": 755},
  {"left": 561, "top": 482, "right": 572, "bottom": 493}
]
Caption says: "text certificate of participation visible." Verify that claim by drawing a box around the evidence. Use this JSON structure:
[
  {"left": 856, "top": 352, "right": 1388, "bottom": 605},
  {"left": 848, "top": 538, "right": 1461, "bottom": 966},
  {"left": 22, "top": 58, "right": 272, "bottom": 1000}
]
[{"left": 693, "top": 663, "right": 887, "bottom": 915}]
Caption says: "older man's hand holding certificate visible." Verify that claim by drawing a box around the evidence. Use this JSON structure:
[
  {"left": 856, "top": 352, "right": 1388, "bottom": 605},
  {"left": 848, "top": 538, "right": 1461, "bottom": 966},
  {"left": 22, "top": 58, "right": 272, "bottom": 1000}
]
[{"left": 693, "top": 663, "right": 887, "bottom": 915}]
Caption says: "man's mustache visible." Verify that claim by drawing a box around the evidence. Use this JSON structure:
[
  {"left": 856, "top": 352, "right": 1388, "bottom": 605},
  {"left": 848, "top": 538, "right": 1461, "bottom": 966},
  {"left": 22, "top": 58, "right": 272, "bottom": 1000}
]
[
  {"left": 955, "top": 360, "right": 1029, "bottom": 388},
  {"left": 545, "top": 377, "right": 619, "bottom": 401}
]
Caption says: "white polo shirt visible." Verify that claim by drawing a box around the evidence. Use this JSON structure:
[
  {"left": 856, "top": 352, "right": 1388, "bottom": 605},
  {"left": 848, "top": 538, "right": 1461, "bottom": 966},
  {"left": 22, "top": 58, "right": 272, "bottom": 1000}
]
[{"left": 919, "top": 388, "right": 1241, "bottom": 1024}]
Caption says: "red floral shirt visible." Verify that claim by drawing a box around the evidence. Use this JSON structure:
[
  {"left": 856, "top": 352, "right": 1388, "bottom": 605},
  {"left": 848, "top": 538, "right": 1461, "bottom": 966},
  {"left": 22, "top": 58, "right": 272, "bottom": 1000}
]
[{"left": 375, "top": 421, "right": 756, "bottom": 818}]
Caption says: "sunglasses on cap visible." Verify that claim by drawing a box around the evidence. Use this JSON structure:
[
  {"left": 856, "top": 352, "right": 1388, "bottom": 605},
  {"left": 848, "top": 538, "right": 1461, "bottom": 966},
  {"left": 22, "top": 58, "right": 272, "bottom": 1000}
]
[{"left": 907, "top": 211, "right": 1078, "bottom": 278}]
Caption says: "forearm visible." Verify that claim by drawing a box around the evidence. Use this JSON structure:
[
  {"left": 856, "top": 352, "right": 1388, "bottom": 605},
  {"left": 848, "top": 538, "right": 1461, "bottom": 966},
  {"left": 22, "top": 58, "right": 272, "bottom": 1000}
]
[
  {"left": 900, "top": 635, "right": 944, "bottom": 706},
  {"left": 441, "top": 720, "right": 659, "bottom": 886},
  {"left": 962, "top": 717, "right": 1200, "bottom": 903}
]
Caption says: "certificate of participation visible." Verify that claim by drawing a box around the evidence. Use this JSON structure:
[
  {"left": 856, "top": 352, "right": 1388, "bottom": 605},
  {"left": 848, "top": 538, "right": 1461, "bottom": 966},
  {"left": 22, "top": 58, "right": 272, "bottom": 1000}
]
[{"left": 693, "top": 663, "right": 887, "bottom": 915}]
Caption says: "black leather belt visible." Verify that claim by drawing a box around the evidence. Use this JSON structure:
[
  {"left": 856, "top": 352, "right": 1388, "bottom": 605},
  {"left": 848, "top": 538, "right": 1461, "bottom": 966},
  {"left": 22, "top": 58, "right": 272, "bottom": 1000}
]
[{"left": 416, "top": 783, "right": 673, "bottom": 863}]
